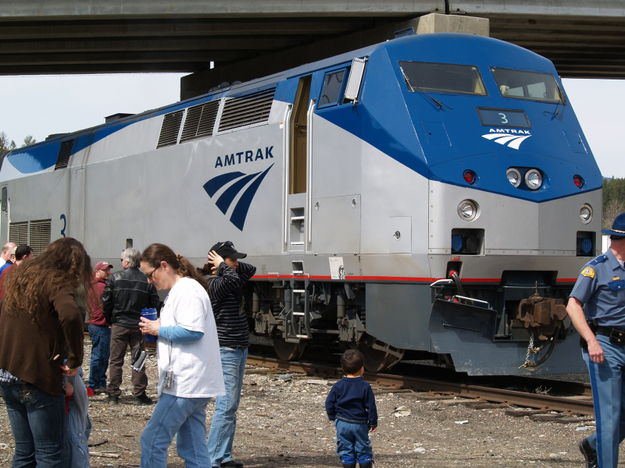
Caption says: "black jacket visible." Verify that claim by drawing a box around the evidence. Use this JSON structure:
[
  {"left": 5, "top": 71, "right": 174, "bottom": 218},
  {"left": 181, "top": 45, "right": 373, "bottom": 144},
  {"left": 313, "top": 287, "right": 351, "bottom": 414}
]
[
  {"left": 207, "top": 262, "right": 256, "bottom": 348},
  {"left": 102, "top": 267, "right": 160, "bottom": 330}
]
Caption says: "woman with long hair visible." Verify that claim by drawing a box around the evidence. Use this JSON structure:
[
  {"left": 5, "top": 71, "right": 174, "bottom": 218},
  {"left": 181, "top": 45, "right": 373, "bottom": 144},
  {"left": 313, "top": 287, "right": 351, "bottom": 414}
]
[
  {"left": 0, "top": 237, "right": 92, "bottom": 467},
  {"left": 138, "top": 243, "right": 224, "bottom": 468}
]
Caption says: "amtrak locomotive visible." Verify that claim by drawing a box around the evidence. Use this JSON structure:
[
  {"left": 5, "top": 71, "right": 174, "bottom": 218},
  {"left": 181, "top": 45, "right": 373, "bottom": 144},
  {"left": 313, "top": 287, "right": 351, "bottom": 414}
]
[{"left": 0, "top": 33, "right": 602, "bottom": 375}]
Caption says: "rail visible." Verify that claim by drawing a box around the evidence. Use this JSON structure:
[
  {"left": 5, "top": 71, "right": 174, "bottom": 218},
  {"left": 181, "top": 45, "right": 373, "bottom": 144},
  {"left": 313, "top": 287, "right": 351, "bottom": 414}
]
[{"left": 247, "top": 354, "right": 594, "bottom": 416}]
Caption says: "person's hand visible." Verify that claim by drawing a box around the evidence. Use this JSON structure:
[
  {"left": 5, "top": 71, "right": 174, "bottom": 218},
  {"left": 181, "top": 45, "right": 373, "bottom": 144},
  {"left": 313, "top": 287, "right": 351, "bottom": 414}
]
[
  {"left": 139, "top": 316, "right": 160, "bottom": 336},
  {"left": 587, "top": 337, "right": 605, "bottom": 363},
  {"left": 369, "top": 425, "right": 377, "bottom": 433},
  {"left": 207, "top": 250, "right": 224, "bottom": 274},
  {"left": 60, "top": 365, "right": 79, "bottom": 377}
]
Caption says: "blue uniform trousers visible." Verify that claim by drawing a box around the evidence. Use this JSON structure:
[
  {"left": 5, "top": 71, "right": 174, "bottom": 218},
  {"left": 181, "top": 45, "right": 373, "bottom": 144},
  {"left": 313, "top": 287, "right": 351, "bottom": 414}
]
[{"left": 583, "top": 334, "right": 625, "bottom": 468}]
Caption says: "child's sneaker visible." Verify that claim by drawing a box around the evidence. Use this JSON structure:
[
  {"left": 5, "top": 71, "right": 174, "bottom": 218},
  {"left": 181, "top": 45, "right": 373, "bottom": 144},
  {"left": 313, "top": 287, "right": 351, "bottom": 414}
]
[{"left": 86, "top": 387, "right": 95, "bottom": 397}]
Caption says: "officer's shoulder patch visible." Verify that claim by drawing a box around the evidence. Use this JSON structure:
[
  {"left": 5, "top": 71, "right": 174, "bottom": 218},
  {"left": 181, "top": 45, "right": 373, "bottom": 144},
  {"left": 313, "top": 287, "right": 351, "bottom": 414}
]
[
  {"left": 581, "top": 267, "right": 595, "bottom": 278},
  {"left": 590, "top": 254, "right": 608, "bottom": 265}
]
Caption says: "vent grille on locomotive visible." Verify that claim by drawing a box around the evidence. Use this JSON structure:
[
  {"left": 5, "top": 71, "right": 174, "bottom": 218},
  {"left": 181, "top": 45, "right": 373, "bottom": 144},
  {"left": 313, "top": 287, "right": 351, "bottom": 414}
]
[
  {"left": 156, "top": 110, "right": 184, "bottom": 148},
  {"left": 218, "top": 88, "right": 275, "bottom": 132},
  {"left": 55, "top": 139, "right": 74, "bottom": 170},
  {"left": 8, "top": 222, "right": 28, "bottom": 246},
  {"left": 9, "top": 219, "right": 51, "bottom": 255},
  {"left": 180, "top": 101, "right": 219, "bottom": 142},
  {"left": 29, "top": 219, "right": 51, "bottom": 255}
]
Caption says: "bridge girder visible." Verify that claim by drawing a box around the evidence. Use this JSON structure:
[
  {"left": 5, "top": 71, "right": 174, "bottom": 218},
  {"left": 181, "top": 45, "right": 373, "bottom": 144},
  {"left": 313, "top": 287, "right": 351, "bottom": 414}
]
[{"left": 0, "top": 1, "right": 624, "bottom": 96}]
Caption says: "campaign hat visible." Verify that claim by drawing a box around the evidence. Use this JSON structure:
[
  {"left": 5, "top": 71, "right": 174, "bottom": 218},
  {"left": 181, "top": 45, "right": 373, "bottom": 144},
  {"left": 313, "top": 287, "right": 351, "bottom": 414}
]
[{"left": 602, "top": 212, "right": 625, "bottom": 237}]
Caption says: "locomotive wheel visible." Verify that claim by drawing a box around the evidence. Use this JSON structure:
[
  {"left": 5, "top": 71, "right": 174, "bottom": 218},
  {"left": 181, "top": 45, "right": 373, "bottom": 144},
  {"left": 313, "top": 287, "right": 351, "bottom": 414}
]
[
  {"left": 272, "top": 338, "right": 306, "bottom": 361},
  {"left": 357, "top": 340, "right": 404, "bottom": 373}
]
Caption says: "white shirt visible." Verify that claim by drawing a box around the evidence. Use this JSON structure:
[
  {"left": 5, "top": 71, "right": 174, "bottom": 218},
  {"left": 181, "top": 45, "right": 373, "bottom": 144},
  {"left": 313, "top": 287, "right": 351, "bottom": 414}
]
[{"left": 157, "top": 277, "right": 225, "bottom": 398}]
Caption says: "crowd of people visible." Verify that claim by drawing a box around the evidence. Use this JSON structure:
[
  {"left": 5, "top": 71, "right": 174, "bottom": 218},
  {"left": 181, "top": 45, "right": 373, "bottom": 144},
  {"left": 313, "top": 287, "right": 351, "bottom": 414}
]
[
  {"left": 0, "top": 238, "right": 262, "bottom": 468},
  {"left": 5, "top": 214, "right": 625, "bottom": 468}
]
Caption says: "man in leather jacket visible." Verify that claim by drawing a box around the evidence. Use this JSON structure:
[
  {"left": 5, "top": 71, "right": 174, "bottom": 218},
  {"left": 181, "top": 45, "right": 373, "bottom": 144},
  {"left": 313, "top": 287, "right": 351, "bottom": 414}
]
[{"left": 103, "top": 248, "right": 159, "bottom": 404}]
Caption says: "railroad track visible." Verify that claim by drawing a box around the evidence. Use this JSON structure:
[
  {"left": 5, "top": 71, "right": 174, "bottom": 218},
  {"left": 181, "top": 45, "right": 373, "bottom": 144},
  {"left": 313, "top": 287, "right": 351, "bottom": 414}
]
[{"left": 247, "top": 354, "right": 594, "bottom": 416}]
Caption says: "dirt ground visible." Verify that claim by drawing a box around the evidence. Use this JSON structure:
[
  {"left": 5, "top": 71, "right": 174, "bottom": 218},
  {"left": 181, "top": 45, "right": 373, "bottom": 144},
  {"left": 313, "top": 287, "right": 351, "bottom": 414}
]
[{"left": 0, "top": 339, "right": 619, "bottom": 468}]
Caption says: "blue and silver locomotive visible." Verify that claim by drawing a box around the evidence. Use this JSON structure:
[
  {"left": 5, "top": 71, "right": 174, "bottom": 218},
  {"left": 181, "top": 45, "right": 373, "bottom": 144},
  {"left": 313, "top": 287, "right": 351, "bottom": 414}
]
[{"left": 0, "top": 33, "right": 602, "bottom": 375}]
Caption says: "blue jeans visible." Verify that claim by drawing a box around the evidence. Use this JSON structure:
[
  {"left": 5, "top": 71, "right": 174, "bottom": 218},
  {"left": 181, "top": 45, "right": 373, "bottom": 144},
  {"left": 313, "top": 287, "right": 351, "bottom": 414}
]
[
  {"left": 87, "top": 324, "right": 111, "bottom": 389},
  {"left": 583, "top": 334, "right": 625, "bottom": 468},
  {"left": 335, "top": 420, "right": 373, "bottom": 465},
  {"left": 0, "top": 382, "right": 66, "bottom": 468},
  {"left": 206, "top": 347, "right": 247, "bottom": 467},
  {"left": 63, "top": 372, "right": 91, "bottom": 468},
  {"left": 140, "top": 393, "right": 211, "bottom": 468}
]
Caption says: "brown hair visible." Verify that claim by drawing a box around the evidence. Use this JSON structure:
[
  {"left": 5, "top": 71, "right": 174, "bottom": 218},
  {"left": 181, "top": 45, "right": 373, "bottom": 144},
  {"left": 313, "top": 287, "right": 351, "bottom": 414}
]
[
  {"left": 140, "top": 243, "right": 208, "bottom": 289},
  {"left": 340, "top": 349, "right": 365, "bottom": 375},
  {"left": 3, "top": 237, "right": 92, "bottom": 318}
]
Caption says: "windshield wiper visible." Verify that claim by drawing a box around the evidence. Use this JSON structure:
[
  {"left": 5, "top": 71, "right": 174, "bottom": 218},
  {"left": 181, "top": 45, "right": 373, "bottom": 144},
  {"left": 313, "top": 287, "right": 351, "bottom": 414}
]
[
  {"left": 400, "top": 67, "right": 452, "bottom": 110},
  {"left": 421, "top": 91, "right": 453, "bottom": 110},
  {"left": 545, "top": 99, "right": 561, "bottom": 120}
]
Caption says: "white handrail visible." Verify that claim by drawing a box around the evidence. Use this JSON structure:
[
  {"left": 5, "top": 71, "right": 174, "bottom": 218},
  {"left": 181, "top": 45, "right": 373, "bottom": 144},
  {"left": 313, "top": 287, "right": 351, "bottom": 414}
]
[
  {"left": 429, "top": 278, "right": 453, "bottom": 288},
  {"left": 305, "top": 99, "right": 316, "bottom": 247},
  {"left": 282, "top": 104, "right": 292, "bottom": 249}
]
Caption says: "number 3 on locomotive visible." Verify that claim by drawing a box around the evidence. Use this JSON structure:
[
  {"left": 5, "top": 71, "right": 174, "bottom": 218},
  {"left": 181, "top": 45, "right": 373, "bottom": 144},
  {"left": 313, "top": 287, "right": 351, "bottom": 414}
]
[{"left": 60, "top": 213, "right": 67, "bottom": 237}]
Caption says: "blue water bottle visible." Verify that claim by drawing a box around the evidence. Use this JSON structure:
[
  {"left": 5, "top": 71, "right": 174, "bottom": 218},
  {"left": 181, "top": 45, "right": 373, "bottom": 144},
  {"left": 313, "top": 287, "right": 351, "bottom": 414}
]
[{"left": 140, "top": 308, "right": 158, "bottom": 342}]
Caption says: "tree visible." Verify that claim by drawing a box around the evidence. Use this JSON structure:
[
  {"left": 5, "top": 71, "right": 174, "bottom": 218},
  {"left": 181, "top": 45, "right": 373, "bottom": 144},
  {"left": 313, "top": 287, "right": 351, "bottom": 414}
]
[
  {"left": 0, "top": 132, "right": 16, "bottom": 158},
  {"left": 22, "top": 135, "right": 36, "bottom": 147},
  {"left": 603, "top": 178, "right": 625, "bottom": 228}
]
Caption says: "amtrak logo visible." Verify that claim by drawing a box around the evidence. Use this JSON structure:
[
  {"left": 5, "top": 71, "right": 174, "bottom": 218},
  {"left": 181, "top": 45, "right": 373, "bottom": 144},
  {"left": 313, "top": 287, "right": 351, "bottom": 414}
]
[
  {"left": 203, "top": 164, "right": 273, "bottom": 231},
  {"left": 481, "top": 128, "right": 532, "bottom": 150}
]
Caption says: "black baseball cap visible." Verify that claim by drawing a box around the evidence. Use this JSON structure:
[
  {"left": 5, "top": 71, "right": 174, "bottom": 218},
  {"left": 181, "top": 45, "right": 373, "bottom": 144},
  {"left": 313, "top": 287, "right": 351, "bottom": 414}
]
[{"left": 210, "top": 241, "right": 247, "bottom": 260}]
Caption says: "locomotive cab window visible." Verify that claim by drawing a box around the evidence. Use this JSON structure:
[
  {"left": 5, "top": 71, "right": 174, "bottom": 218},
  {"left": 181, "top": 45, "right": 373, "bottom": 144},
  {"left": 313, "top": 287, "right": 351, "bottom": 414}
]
[
  {"left": 491, "top": 68, "right": 564, "bottom": 103},
  {"left": 400, "top": 61, "right": 486, "bottom": 95},
  {"left": 318, "top": 68, "right": 348, "bottom": 107}
]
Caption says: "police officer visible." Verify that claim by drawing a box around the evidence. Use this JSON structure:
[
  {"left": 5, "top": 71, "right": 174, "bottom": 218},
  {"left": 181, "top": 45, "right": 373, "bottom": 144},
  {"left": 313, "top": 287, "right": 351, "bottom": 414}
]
[{"left": 567, "top": 212, "right": 625, "bottom": 468}]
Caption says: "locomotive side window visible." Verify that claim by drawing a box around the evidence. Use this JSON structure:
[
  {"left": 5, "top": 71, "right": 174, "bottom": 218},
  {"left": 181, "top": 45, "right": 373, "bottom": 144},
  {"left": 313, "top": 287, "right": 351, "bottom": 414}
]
[
  {"left": 318, "top": 69, "right": 347, "bottom": 107},
  {"left": 399, "top": 61, "right": 486, "bottom": 95},
  {"left": 491, "top": 68, "right": 564, "bottom": 104}
]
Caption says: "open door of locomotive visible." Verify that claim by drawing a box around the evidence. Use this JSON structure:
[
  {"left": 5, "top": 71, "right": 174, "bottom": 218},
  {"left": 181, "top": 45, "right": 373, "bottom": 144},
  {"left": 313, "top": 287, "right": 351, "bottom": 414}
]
[{"left": 285, "top": 75, "right": 313, "bottom": 252}]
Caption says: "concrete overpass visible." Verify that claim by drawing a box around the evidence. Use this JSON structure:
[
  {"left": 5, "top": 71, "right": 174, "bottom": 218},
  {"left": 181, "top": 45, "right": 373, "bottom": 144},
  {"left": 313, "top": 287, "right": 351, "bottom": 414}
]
[{"left": 2, "top": 1, "right": 625, "bottom": 98}]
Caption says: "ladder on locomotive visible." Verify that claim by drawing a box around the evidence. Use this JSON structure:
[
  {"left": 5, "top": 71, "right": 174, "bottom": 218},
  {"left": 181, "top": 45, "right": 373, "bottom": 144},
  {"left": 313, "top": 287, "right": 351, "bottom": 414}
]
[{"left": 285, "top": 263, "right": 312, "bottom": 342}]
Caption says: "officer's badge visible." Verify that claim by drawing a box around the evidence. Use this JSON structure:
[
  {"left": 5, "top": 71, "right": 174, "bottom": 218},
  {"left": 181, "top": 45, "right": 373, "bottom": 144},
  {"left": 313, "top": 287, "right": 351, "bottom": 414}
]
[{"left": 581, "top": 267, "right": 595, "bottom": 278}]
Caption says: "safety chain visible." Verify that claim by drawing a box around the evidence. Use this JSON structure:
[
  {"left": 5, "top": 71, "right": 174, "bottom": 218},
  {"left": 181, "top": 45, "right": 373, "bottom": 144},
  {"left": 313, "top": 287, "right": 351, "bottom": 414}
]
[{"left": 520, "top": 331, "right": 544, "bottom": 368}]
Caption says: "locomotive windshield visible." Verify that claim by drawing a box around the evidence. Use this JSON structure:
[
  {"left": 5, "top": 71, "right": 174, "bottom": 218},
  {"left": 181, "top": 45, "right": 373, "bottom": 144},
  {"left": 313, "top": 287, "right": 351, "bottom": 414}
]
[
  {"left": 491, "top": 67, "right": 564, "bottom": 104},
  {"left": 400, "top": 61, "right": 486, "bottom": 95}
]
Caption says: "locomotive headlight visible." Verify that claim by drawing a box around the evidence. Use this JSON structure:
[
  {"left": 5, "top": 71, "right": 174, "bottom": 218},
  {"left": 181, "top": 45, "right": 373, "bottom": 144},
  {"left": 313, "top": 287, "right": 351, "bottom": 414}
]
[
  {"left": 525, "top": 169, "right": 543, "bottom": 190},
  {"left": 506, "top": 168, "right": 521, "bottom": 188},
  {"left": 579, "top": 204, "right": 593, "bottom": 224},
  {"left": 457, "top": 199, "right": 479, "bottom": 222}
]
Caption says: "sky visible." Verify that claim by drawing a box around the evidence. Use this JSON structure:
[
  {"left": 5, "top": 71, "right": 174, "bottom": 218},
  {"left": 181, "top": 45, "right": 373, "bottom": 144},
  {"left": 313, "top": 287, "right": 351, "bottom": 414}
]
[{"left": 0, "top": 74, "right": 623, "bottom": 178}]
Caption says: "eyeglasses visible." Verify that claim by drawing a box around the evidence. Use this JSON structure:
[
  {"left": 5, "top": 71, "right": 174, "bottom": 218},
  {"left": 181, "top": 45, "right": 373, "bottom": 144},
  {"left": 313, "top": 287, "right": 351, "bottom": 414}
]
[{"left": 145, "top": 265, "right": 160, "bottom": 280}]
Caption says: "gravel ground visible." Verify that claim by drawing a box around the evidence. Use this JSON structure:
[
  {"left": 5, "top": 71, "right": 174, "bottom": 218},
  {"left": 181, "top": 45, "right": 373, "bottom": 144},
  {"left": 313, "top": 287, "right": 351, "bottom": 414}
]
[{"left": 0, "top": 339, "right": 619, "bottom": 468}]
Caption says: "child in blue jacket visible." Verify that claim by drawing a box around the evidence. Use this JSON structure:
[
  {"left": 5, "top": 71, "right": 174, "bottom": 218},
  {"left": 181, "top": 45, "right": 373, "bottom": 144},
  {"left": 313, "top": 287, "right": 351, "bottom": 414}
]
[{"left": 325, "top": 349, "right": 377, "bottom": 468}]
